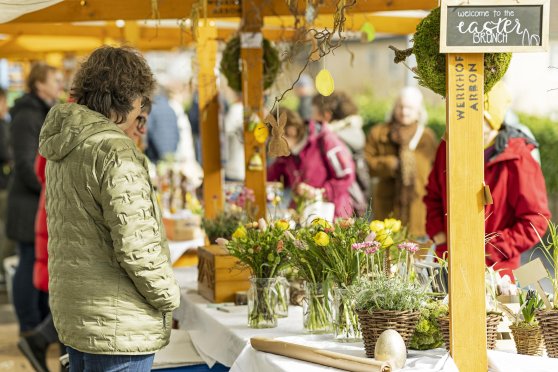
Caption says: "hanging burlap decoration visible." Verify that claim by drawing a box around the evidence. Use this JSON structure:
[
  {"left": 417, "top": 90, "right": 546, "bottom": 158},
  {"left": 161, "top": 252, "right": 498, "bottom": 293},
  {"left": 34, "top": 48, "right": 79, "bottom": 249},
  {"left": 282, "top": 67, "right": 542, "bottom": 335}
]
[{"left": 266, "top": 112, "right": 291, "bottom": 158}]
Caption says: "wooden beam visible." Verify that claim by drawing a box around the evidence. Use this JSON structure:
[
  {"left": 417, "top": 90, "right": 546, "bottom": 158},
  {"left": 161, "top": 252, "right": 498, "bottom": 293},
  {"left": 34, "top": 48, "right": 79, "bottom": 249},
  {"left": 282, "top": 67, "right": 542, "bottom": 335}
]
[
  {"left": 264, "top": 13, "right": 423, "bottom": 35},
  {"left": 242, "top": 0, "right": 266, "bottom": 219},
  {"left": 446, "top": 53, "right": 487, "bottom": 371},
  {"left": 9, "top": 0, "right": 437, "bottom": 23},
  {"left": 198, "top": 26, "right": 223, "bottom": 219}
]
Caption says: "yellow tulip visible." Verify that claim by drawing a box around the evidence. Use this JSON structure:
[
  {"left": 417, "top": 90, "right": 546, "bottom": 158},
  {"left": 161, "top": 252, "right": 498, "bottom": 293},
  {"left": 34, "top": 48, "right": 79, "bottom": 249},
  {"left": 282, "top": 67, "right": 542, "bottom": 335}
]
[
  {"left": 312, "top": 218, "right": 331, "bottom": 229},
  {"left": 384, "top": 218, "right": 402, "bottom": 233},
  {"left": 370, "top": 220, "right": 385, "bottom": 233},
  {"left": 232, "top": 226, "right": 247, "bottom": 240},
  {"left": 382, "top": 236, "right": 394, "bottom": 248},
  {"left": 275, "top": 219, "right": 290, "bottom": 231},
  {"left": 313, "top": 232, "right": 330, "bottom": 247}
]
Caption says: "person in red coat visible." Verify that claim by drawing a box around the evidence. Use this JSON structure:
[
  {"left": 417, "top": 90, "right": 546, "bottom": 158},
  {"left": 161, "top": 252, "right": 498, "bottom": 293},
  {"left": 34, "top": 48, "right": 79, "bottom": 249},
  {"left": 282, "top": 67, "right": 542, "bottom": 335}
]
[
  {"left": 267, "top": 108, "right": 355, "bottom": 218},
  {"left": 424, "top": 83, "right": 550, "bottom": 278}
]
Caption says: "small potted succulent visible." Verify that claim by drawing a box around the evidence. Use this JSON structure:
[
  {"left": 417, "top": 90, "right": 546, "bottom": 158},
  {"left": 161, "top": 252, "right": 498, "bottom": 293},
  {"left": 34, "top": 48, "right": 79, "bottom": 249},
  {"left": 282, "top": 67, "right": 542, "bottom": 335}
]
[{"left": 510, "top": 289, "right": 544, "bottom": 356}]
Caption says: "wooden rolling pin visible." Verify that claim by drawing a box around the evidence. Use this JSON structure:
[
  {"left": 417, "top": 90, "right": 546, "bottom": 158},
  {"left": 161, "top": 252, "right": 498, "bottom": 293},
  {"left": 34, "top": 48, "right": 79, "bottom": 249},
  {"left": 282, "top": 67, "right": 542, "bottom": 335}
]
[{"left": 250, "top": 337, "right": 393, "bottom": 372}]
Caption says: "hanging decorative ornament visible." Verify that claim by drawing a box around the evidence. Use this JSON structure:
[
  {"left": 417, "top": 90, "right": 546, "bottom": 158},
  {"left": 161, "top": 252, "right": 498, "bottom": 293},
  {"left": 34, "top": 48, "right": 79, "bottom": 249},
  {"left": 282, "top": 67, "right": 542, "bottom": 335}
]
[
  {"left": 266, "top": 110, "right": 290, "bottom": 157},
  {"left": 254, "top": 122, "right": 269, "bottom": 144},
  {"left": 316, "top": 68, "right": 335, "bottom": 97},
  {"left": 360, "top": 22, "right": 376, "bottom": 43},
  {"left": 248, "top": 148, "right": 264, "bottom": 172}
]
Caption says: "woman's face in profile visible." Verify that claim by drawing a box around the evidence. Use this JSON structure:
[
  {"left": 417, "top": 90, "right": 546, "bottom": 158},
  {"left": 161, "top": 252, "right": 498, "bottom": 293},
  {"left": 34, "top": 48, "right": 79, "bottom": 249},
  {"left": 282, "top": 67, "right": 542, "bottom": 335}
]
[{"left": 116, "top": 97, "right": 143, "bottom": 133}]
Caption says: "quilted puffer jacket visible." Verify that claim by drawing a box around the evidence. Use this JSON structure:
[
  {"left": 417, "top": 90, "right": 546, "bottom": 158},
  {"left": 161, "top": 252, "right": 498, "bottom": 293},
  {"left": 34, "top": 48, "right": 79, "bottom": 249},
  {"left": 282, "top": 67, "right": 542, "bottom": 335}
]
[{"left": 38, "top": 103, "right": 180, "bottom": 355}]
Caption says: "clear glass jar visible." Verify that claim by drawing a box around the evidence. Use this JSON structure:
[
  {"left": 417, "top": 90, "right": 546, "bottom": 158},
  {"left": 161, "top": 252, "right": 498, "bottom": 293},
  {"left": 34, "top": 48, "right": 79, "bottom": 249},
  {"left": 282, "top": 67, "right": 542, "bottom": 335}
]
[
  {"left": 332, "top": 287, "right": 361, "bottom": 342},
  {"left": 275, "top": 277, "right": 290, "bottom": 318},
  {"left": 303, "top": 282, "right": 332, "bottom": 334},
  {"left": 247, "top": 278, "right": 278, "bottom": 329}
]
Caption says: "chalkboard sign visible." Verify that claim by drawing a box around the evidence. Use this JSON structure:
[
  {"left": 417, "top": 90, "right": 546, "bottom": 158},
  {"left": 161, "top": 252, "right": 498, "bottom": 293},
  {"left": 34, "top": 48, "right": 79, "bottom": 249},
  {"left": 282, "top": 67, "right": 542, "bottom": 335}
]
[{"left": 440, "top": 0, "right": 549, "bottom": 53}]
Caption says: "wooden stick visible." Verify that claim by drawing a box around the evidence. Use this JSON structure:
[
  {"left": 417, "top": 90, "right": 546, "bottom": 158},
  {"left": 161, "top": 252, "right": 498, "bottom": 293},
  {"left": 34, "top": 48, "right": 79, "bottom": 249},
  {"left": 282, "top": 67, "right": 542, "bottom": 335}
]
[{"left": 250, "top": 337, "right": 393, "bottom": 372}]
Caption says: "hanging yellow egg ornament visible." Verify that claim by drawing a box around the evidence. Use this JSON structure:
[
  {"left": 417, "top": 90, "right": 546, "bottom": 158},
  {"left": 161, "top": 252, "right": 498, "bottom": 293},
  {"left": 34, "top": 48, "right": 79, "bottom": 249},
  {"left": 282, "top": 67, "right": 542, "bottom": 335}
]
[
  {"left": 315, "top": 69, "right": 334, "bottom": 96},
  {"left": 254, "top": 122, "right": 269, "bottom": 144}
]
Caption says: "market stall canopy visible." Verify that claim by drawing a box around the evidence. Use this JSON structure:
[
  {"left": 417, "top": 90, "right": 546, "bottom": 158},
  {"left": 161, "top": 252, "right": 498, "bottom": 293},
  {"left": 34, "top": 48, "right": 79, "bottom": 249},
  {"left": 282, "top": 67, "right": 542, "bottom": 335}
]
[
  {"left": 0, "top": 0, "right": 62, "bottom": 24},
  {"left": 3, "top": 0, "right": 437, "bottom": 23}
]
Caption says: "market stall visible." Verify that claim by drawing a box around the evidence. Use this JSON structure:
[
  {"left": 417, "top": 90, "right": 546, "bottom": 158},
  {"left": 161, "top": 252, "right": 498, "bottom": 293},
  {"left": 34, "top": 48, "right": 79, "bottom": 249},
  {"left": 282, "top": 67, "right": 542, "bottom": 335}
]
[{"left": 3, "top": 1, "right": 554, "bottom": 372}]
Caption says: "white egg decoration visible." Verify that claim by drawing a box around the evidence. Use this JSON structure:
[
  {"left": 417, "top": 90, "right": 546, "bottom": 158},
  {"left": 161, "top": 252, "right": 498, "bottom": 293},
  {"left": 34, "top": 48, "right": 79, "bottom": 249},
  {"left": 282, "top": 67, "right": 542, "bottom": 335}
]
[{"left": 374, "top": 329, "right": 407, "bottom": 369}]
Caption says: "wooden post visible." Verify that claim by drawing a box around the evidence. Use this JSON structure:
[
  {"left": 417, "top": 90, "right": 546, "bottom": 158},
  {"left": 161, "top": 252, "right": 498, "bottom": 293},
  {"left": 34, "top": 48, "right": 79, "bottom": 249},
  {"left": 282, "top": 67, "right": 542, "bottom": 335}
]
[
  {"left": 198, "top": 26, "right": 223, "bottom": 219},
  {"left": 241, "top": 0, "right": 266, "bottom": 219},
  {"left": 446, "top": 53, "right": 487, "bottom": 371},
  {"left": 123, "top": 21, "right": 140, "bottom": 46}
]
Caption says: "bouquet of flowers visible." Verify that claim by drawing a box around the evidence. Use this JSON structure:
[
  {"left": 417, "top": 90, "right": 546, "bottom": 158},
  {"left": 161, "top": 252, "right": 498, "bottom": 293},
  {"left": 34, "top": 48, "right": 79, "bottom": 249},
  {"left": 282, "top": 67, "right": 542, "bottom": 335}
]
[{"left": 222, "top": 218, "right": 290, "bottom": 328}]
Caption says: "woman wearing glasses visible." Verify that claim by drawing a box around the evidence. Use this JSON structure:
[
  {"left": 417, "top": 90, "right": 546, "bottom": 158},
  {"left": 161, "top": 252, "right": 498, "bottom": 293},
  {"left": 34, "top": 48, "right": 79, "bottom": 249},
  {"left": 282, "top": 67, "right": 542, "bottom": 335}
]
[{"left": 38, "top": 46, "right": 180, "bottom": 371}]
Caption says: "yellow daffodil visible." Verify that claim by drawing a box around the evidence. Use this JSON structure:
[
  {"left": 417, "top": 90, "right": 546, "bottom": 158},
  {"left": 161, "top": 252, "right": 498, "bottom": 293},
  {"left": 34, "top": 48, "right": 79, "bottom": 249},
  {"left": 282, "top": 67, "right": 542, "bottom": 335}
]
[
  {"left": 369, "top": 220, "right": 385, "bottom": 233},
  {"left": 275, "top": 219, "right": 290, "bottom": 231},
  {"left": 313, "top": 231, "right": 330, "bottom": 246},
  {"left": 312, "top": 218, "right": 331, "bottom": 229},
  {"left": 232, "top": 226, "right": 247, "bottom": 240},
  {"left": 384, "top": 218, "right": 402, "bottom": 233}
]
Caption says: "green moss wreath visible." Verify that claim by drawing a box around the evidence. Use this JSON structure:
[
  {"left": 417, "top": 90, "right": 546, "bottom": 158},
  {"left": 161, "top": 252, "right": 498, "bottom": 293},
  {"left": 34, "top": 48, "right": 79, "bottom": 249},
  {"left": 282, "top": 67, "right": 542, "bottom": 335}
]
[
  {"left": 413, "top": 7, "right": 512, "bottom": 97},
  {"left": 220, "top": 36, "right": 281, "bottom": 92}
]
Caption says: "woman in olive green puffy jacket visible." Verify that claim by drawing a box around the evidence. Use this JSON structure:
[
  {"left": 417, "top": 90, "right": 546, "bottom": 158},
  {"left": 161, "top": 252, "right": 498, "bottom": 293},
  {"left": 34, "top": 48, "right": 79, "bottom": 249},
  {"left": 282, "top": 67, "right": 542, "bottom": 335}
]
[{"left": 38, "top": 46, "right": 180, "bottom": 371}]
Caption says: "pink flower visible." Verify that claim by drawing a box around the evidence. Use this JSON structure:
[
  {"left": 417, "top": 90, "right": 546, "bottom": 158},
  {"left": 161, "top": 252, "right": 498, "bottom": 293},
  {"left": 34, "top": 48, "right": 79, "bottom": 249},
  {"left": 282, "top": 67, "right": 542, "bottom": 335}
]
[
  {"left": 215, "top": 238, "right": 229, "bottom": 247},
  {"left": 351, "top": 241, "right": 381, "bottom": 253},
  {"left": 277, "top": 240, "right": 284, "bottom": 253},
  {"left": 365, "top": 232, "right": 377, "bottom": 242},
  {"left": 398, "top": 242, "right": 419, "bottom": 253}
]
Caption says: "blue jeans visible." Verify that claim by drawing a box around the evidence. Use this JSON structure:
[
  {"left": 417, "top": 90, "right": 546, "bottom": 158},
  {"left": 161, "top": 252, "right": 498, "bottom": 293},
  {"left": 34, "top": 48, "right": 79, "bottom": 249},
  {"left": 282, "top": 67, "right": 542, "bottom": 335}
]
[
  {"left": 67, "top": 347, "right": 155, "bottom": 372},
  {"left": 13, "top": 241, "right": 49, "bottom": 332}
]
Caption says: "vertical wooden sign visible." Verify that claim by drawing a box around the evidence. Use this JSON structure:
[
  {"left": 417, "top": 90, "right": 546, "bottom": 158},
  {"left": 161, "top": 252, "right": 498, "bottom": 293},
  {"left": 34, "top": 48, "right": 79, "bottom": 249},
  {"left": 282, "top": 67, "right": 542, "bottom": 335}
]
[
  {"left": 241, "top": 0, "right": 267, "bottom": 219},
  {"left": 198, "top": 26, "right": 223, "bottom": 219},
  {"left": 446, "top": 53, "right": 487, "bottom": 371}
]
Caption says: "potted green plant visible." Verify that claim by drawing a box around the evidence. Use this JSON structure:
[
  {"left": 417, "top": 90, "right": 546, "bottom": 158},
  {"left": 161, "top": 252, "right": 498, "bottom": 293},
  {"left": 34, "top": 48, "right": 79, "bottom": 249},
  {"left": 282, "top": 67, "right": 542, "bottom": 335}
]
[
  {"left": 510, "top": 289, "right": 545, "bottom": 356},
  {"left": 348, "top": 275, "right": 427, "bottom": 358},
  {"left": 533, "top": 218, "right": 558, "bottom": 357},
  {"left": 409, "top": 300, "right": 446, "bottom": 351}
]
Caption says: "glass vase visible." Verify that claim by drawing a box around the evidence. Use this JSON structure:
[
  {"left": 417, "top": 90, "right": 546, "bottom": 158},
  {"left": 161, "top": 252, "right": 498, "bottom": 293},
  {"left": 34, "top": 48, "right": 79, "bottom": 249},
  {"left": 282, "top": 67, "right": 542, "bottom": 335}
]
[
  {"left": 275, "top": 277, "right": 290, "bottom": 318},
  {"left": 303, "top": 282, "right": 332, "bottom": 334},
  {"left": 332, "top": 288, "right": 361, "bottom": 342},
  {"left": 248, "top": 278, "right": 278, "bottom": 329}
]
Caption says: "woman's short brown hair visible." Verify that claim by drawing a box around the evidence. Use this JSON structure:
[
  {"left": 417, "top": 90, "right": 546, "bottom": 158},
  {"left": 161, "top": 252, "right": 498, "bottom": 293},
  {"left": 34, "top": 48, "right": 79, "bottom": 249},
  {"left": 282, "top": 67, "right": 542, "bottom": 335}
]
[
  {"left": 281, "top": 107, "right": 306, "bottom": 142},
  {"left": 71, "top": 46, "right": 155, "bottom": 124},
  {"left": 312, "top": 91, "right": 358, "bottom": 121},
  {"left": 27, "top": 63, "right": 57, "bottom": 94}
]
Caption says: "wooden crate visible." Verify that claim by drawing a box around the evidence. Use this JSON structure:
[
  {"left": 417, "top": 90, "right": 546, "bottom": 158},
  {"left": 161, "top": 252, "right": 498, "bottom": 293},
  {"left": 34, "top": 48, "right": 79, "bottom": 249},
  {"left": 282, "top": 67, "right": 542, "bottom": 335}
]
[
  {"left": 163, "top": 216, "right": 203, "bottom": 241},
  {"left": 197, "top": 245, "right": 251, "bottom": 303}
]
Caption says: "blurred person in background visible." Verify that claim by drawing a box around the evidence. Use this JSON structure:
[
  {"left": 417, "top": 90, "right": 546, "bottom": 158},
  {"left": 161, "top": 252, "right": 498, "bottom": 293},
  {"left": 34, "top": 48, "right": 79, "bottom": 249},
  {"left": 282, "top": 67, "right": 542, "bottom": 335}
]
[
  {"left": 7, "top": 63, "right": 62, "bottom": 336},
  {"left": 294, "top": 74, "right": 314, "bottom": 122},
  {"left": 268, "top": 108, "right": 355, "bottom": 217},
  {"left": 312, "top": 91, "right": 369, "bottom": 213},
  {"left": 0, "top": 87, "right": 14, "bottom": 284},
  {"left": 424, "top": 81, "right": 551, "bottom": 278},
  {"left": 365, "top": 87, "right": 438, "bottom": 239},
  {"left": 38, "top": 46, "right": 179, "bottom": 371},
  {"left": 146, "top": 85, "right": 180, "bottom": 163},
  {"left": 224, "top": 91, "right": 245, "bottom": 182}
]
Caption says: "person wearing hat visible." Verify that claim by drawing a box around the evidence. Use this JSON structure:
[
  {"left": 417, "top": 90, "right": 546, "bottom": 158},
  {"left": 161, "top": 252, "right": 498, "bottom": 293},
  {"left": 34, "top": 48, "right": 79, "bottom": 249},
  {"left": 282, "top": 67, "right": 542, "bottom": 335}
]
[{"left": 424, "top": 81, "right": 551, "bottom": 278}]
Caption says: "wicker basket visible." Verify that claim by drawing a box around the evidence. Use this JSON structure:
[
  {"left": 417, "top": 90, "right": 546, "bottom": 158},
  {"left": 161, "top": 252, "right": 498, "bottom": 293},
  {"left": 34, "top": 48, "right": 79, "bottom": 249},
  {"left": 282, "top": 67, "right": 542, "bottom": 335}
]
[
  {"left": 357, "top": 310, "right": 420, "bottom": 358},
  {"left": 536, "top": 309, "right": 558, "bottom": 358},
  {"left": 509, "top": 323, "right": 544, "bottom": 356},
  {"left": 438, "top": 313, "right": 502, "bottom": 351}
]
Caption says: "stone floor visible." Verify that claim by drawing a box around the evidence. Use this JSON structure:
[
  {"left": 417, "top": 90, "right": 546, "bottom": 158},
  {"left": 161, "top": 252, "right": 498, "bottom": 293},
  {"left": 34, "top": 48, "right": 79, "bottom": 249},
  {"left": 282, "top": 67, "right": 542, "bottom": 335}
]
[{"left": 0, "top": 285, "right": 60, "bottom": 372}]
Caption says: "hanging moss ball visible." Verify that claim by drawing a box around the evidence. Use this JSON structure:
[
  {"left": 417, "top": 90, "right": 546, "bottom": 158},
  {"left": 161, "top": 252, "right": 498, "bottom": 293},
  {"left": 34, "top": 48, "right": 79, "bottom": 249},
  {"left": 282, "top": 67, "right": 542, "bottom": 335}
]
[
  {"left": 220, "top": 36, "right": 281, "bottom": 92},
  {"left": 413, "top": 7, "right": 512, "bottom": 97}
]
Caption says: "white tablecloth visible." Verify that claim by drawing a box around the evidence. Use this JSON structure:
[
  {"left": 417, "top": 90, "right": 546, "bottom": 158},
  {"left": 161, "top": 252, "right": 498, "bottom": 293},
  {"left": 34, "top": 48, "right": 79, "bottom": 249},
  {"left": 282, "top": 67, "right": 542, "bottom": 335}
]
[
  {"left": 168, "top": 238, "right": 205, "bottom": 264},
  {"left": 173, "top": 268, "right": 558, "bottom": 372}
]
